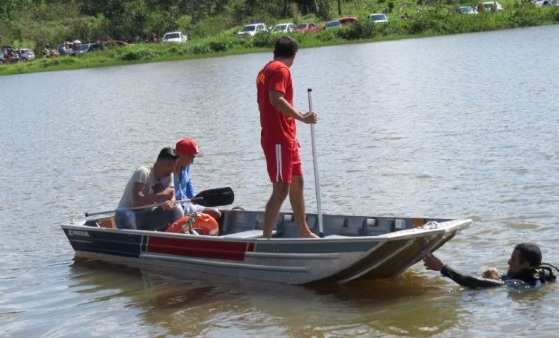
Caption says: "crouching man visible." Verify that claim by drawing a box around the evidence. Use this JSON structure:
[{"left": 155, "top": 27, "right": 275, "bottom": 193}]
[{"left": 115, "top": 147, "right": 183, "bottom": 230}]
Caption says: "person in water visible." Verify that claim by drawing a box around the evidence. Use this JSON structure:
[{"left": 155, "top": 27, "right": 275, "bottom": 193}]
[
  {"left": 423, "top": 243, "right": 557, "bottom": 289},
  {"left": 174, "top": 137, "right": 220, "bottom": 220},
  {"left": 116, "top": 147, "right": 183, "bottom": 230},
  {"left": 256, "top": 36, "right": 318, "bottom": 239}
]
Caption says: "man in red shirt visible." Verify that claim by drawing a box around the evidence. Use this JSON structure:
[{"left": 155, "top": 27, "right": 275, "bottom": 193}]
[{"left": 256, "top": 36, "right": 318, "bottom": 238}]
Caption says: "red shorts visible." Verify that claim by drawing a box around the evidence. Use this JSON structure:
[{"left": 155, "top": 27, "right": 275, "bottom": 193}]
[{"left": 262, "top": 141, "right": 302, "bottom": 184}]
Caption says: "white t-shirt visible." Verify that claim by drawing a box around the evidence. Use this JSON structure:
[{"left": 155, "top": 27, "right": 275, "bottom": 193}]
[{"left": 118, "top": 166, "right": 174, "bottom": 208}]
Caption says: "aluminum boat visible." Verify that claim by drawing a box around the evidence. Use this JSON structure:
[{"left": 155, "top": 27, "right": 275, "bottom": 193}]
[{"left": 62, "top": 210, "right": 470, "bottom": 285}]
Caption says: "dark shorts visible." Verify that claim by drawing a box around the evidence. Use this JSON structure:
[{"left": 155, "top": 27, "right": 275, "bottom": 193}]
[{"left": 116, "top": 206, "right": 183, "bottom": 231}]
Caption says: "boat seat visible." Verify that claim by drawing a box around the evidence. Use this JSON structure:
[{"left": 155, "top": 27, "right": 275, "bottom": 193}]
[{"left": 221, "top": 230, "right": 275, "bottom": 239}]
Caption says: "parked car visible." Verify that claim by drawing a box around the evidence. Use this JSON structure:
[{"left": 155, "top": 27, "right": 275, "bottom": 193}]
[
  {"left": 480, "top": 1, "right": 503, "bottom": 11},
  {"left": 532, "top": 0, "right": 552, "bottom": 6},
  {"left": 237, "top": 23, "right": 268, "bottom": 38},
  {"left": 0, "top": 50, "right": 4, "bottom": 64},
  {"left": 58, "top": 40, "right": 82, "bottom": 56},
  {"left": 1, "top": 46, "right": 20, "bottom": 63},
  {"left": 456, "top": 6, "right": 478, "bottom": 14},
  {"left": 57, "top": 40, "right": 100, "bottom": 56},
  {"left": 325, "top": 19, "right": 342, "bottom": 30},
  {"left": 162, "top": 31, "right": 188, "bottom": 43},
  {"left": 369, "top": 13, "right": 389, "bottom": 23},
  {"left": 272, "top": 23, "right": 296, "bottom": 34},
  {"left": 295, "top": 23, "right": 321, "bottom": 33},
  {"left": 19, "top": 48, "right": 35, "bottom": 61},
  {"left": 325, "top": 16, "right": 359, "bottom": 30},
  {"left": 340, "top": 16, "right": 359, "bottom": 26},
  {"left": 77, "top": 43, "right": 102, "bottom": 54}
]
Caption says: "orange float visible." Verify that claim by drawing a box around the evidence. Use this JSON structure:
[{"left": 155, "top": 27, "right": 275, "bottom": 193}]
[{"left": 165, "top": 213, "right": 219, "bottom": 236}]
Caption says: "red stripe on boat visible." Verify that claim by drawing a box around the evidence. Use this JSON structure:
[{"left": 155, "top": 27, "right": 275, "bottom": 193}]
[{"left": 147, "top": 236, "right": 254, "bottom": 261}]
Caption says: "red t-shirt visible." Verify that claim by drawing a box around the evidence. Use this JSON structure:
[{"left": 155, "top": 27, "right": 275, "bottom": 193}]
[{"left": 257, "top": 60, "right": 296, "bottom": 145}]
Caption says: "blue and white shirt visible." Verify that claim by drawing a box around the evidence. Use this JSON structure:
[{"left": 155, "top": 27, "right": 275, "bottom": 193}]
[{"left": 175, "top": 165, "right": 195, "bottom": 202}]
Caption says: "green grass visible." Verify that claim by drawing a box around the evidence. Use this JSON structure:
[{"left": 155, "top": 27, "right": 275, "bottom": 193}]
[{"left": 1, "top": 5, "right": 558, "bottom": 76}]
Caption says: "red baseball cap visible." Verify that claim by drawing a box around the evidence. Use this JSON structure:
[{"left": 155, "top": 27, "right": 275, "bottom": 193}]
[{"left": 176, "top": 138, "right": 200, "bottom": 156}]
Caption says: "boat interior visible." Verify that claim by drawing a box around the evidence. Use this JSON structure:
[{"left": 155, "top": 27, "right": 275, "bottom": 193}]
[{"left": 84, "top": 209, "right": 450, "bottom": 239}]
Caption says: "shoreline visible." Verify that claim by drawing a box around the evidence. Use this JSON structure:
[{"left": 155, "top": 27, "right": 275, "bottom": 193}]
[{"left": 1, "top": 21, "right": 558, "bottom": 77}]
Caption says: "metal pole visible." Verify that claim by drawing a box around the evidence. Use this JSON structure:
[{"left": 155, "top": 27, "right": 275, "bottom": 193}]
[{"left": 308, "top": 88, "right": 324, "bottom": 237}]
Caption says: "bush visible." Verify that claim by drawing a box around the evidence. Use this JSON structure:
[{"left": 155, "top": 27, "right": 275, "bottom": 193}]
[
  {"left": 191, "top": 44, "right": 211, "bottom": 54},
  {"left": 208, "top": 40, "right": 227, "bottom": 52},
  {"left": 407, "top": 16, "right": 429, "bottom": 34},
  {"left": 510, "top": 5, "right": 541, "bottom": 27},
  {"left": 336, "top": 22, "right": 375, "bottom": 40},
  {"left": 252, "top": 32, "right": 276, "bottom": 48},
  {"left": 119, "top": 48, "right": 154, "bottom": 61},
  {"left": 316, "top": 29, "right": 339, "bottom": 42},
  {"left": 554, "top": 9, "right": 559, "bottom": 23}
]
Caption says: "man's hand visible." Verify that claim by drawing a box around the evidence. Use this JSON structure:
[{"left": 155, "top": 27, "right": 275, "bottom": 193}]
[
  {"left": 482, "top": 267, "right": 501, "bottom": 280},
  {"left": 301, "top": 112, "right": 318, "bottom": 124},
  {"left": 160, "top": 199, "right": 176, "bottom": 210},
  {"left": 423, "top": 253, "right": 445, "bottom": 272},
  {"left": 159, "top": 188, "right": 175, "bottom": 201}
]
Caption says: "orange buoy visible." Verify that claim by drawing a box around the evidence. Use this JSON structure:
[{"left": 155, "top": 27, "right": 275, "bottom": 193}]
[{"left": 166, "top": 213, "right": 219, "bottom": 236}]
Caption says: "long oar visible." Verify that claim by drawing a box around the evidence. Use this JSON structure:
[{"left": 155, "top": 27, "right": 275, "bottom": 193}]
[
  {"left": 308, "top": 88, "right": 324, "bottom": 237},
  {"left": 85, "top": 187, "right": 234, "bottom": 217}
]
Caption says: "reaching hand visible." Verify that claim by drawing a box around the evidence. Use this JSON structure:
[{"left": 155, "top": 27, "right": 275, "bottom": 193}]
[
  {"left": 301, "top": 112, "right": 318, "bottom": 124},
  {"left": 482, "top": 267, "right": 501, "bottom": 280},
  {"left": 423, "top": 253, "right": 445, "bottom": 271}
]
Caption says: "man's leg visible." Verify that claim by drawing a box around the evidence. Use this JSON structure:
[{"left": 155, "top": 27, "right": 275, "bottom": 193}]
[
  {"left": 202, "top": 207, "right": 222, "bottom": 221},
  {"left": 141, "top": 206, "right": 183, "bottom": 231},
  {"left": 289, "top": 175, "right": 318, "bottom": 238},
  {"left": 263, "top": 182, "right": 289, "bottom": 238},
  {"left": 115, "top": 208, "right": 137, "bottom": 229}
]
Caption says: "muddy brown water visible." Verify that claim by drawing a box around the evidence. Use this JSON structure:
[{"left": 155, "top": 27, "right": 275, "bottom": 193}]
[{"left": 1, "top": 25, "right": 558, "bottom": 337}]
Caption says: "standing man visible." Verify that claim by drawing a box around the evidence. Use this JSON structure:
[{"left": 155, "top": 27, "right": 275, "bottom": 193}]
[
  {"left": 174, "top": 137, "right": 221, "bottom": 220},
  {"left": 256, "top": 36, "right": 318, "bottom": 238}
]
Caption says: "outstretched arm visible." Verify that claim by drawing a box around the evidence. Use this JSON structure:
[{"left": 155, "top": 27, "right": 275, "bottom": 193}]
[
  {"left": 423, "top": 254, "right": 504, "bottom": 289},
  {"left": 440, "top": 265, "right": 504, "bottom": 289}
]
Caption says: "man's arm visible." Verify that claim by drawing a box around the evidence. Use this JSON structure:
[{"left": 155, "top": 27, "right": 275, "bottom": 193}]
[
  {"left": 440, "top": 265, "right": 504, "bottom": 289},
  {"left": 132, "top": 183, "right": 174, "bottom": 207},
  {"left": 423, "top": 254, "right": 504, "bottom": 289},
  {"left": 268, "top": 90, "right": 317, "bottom": 124}
]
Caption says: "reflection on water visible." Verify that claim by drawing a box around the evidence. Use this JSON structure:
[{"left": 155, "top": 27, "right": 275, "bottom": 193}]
[
  {"left": 1, "top": 24, "right": 559, "bottom": 337},
  {"left": 69, "top": 260, "right": 460, "bottom": 338}
]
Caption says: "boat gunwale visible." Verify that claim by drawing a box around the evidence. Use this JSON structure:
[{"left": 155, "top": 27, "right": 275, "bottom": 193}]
[{"left": 61, "top": 218, "right": 471, "bottom": 244}]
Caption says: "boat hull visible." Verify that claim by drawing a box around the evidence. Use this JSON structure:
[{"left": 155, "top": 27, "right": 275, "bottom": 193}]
[{"left": 62, "top": 216, "right": 470, "bottom": 285}]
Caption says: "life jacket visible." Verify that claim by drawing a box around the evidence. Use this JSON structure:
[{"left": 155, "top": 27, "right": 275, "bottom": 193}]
[{"left": 165, "top": 212, "right": 219, "bottom": 236}]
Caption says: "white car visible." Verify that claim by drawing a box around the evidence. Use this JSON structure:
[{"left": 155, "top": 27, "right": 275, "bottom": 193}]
[
  {"left": 369, "top": 13, "right": 389, "bottom": 24},
  {"left": 162, "top": 31, "right": 188, "bottom": 43},
  {"left": 481, "top": 1, "right": 504, "bottom": 11},
  {"left": 19, "top": 48, "right": 35, "bottom": 61},
  {"left": 272, "top": 23, "right": 296, "bottom": 33},
  {"left": 237, "top": 23, "right": 267, "bottom": 38},
  {"left": 456, "top": 6, "right": 479, "bottom": 14},
  {"left": 532, "top": 0, "right": 552, "bottom": 6}
]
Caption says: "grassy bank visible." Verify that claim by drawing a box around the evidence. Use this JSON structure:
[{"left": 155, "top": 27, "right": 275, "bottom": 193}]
[{"left": 2, "top": 4, "right": 559, "bottom": 76}]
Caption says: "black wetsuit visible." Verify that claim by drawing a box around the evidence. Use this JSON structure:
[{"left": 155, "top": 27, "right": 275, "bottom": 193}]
[{"left": 440, "top": 266, "right": 539, "bottom": 289}]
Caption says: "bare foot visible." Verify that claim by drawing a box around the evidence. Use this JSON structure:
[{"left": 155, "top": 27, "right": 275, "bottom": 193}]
[{"left": 299, "top": 229, "right": 319, "bottom": 239}]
